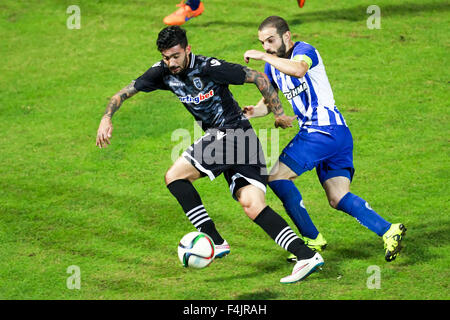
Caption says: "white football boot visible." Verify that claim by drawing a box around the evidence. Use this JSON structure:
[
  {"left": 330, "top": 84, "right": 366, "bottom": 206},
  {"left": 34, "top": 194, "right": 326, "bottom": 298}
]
[
  {"left": 280, "top": 252, "right": 324, "bottom": 284},
  {"left": 214, "top": 240, "right": 230, "bottom": 258}
]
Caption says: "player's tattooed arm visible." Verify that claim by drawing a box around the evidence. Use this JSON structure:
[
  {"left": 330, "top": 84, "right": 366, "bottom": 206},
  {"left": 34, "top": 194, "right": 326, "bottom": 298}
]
[
  {"left": 102, "top": 81, "right": 138, "bottom": 119},
  {"left": 243, "top": 67, "right": 284, "bottom": 116},
  {"left": 243, "top": 67, "right": 296, "bottom": 128},
  {"left": 96, "top": 81, "right": 138, "bottom": 148}
]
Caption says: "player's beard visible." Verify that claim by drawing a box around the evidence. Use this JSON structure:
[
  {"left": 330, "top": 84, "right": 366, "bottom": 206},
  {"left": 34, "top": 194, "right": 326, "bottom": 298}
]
[
  {"left": 267, "top": 41, "right": 287, "bottom": 58},
  {"left": 169, "top": 52, "right": 190, "bottom": 75}
]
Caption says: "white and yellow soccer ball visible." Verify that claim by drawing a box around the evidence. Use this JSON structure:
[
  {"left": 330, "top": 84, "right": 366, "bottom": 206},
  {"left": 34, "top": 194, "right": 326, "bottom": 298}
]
[{"left": 178, "top": 232, "right": 215, "bottom": 269}]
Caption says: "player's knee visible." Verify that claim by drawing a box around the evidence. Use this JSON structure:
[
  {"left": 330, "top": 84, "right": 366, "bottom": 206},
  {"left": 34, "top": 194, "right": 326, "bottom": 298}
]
[
  {"left": 165, "top": 161, "right": 200, "bottom": 185},
  {"left": 236, "top": 184, "right": 266, "bottom": 219},
  {"left": 328, "top": 195, "right": 343, "bottom": 209},
  {"left": 164, "top": 169, "right": 177, "bottom": 186},
  {"left": 165, "top": 167, "right": 187, "bottom": 185},
  {"left": 242, "top": 203, "right": 264, "bottom": 220},
  {"left": 238, "top": 196, "right": 266, "bottom": 220},
  {"left": 328, "top": 199, "right": 338, "bottom": 209}
]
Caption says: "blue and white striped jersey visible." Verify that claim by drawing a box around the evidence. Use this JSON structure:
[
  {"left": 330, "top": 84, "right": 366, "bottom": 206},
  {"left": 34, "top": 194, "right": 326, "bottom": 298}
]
[{"left": 265, "top": 41, "right": 347, "bottom": 130}]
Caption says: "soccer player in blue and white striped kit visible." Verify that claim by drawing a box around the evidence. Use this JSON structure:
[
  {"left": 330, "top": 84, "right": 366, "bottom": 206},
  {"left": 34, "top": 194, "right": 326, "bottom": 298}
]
[{"left": 243, "top": 16, "right": 406, "bottom": 264}]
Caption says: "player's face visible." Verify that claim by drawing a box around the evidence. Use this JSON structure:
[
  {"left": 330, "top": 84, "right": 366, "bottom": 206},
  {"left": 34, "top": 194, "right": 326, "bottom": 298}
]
[
  {"left": 258, "top": 27, "right": 287, "bottom": 58},
  {"left": 161, "top": 44, "right": 191, "bottom": 75}
]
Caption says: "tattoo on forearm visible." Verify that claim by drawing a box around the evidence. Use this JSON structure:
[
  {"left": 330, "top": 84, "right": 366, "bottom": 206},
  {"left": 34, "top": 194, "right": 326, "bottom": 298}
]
[
  {"left": 103, "top": 96, "right": 120, "bottom": 118},
  {"left": 103, "top": 81, "right": 138, "bottom": 118},
  {"left": 244, "top": 67, "right": 284, "bottom": 117}
]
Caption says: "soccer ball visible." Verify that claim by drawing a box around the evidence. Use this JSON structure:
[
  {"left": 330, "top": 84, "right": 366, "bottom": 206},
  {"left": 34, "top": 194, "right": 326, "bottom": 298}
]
[{"left": 178, "top": 232, "right": 215, "bottom": 269}]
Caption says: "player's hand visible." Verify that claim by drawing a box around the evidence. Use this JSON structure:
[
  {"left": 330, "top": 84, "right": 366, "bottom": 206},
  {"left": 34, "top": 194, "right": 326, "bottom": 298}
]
[
  {"left": 274, "top": 115, "right": 297, "bottom": 129},
  {"left": 242, "top": 105, "right": 255, "bottom": 118},
  {"left": 96, "top": 116, "right": 113, "bottom": 148},
  {"left": 244, "top": 50, "right": 267, "bottom": 63}
]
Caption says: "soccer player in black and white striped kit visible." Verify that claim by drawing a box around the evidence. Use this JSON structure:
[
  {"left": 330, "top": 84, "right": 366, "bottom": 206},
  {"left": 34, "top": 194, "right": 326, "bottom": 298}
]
[{"left": 96, "top": 26, "right": 323, "bottom": 283}]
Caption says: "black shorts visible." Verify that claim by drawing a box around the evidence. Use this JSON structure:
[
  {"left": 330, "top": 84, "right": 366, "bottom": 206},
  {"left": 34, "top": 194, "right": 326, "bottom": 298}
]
[{"left": 183, "top": 127, "right": 268, "bottom": 200}]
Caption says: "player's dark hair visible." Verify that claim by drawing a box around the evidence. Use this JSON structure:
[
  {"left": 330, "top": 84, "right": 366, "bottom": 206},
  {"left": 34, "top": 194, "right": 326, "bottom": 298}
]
[
  {"left": 156, "top": 26, "right": 188, "bottom": 51},
  {"left": 258, "top": 16, "right": 290, "bottom": 37}
]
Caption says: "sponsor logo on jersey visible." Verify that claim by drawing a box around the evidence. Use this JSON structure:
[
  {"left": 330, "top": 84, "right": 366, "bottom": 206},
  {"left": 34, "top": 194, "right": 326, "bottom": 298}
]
[
  {"left": 283, "top": 82, "right": 308, "bottom": 100},
  {"left": 179, "top": 89, "right": 215, "bottom": 104},
  {"left": 169, "top": 80, "right": 184, "bottom": 87}
]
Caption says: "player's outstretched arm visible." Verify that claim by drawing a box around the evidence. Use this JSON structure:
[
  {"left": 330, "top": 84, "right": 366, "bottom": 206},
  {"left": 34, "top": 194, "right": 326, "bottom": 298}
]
[
  {"left": 244, "top": 50, "right": 309, "bottom": 78},
  {"left": 243, "top": 67, "right": 296, "bottom": 128},
  {"left": 96, "top": 81, "right": 138, "bottom": 148}
]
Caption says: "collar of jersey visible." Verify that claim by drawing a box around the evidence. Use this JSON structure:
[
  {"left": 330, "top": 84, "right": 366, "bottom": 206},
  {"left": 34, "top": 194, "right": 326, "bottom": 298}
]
[
  {"left": 189, "top": 52, "right": 196, "bottom": 69},
  {"left": 286, "top": 42, "right": 301, "bottom": 59}
]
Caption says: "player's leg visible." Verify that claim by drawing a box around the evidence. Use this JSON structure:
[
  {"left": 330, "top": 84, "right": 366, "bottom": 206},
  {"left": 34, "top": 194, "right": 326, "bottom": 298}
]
[
  {"left": 165, "top": 156, "right": 226, "bottom": 248},
  {"left": 268, "top": 160, "right": 321, "bottom": 241},
  {"left": 165, "top": 154, "right": 202, "bottom": 184},
  {"left": 320, "top": 126, "right": 389, "bottom": 235},
  {"left": 323, "top": 175, "right": 406, "bottom": 261},
  {"left": 225, "top": 125, "right": 324, "bottom": 283},
  {"left": 323, "top": 175, "right": 391, "bottom": 236},
  {"left": 163, "top": 0, "right": 204, "bottom": 26},
  {"left": 267, "top": 132, "right": 329, "bottom": 258},
  {"left": 319, "top": 126, "right": 406, "bottom": 261},
  {"left": 235, "top": 184, "right": 323, "bottom": 283}
]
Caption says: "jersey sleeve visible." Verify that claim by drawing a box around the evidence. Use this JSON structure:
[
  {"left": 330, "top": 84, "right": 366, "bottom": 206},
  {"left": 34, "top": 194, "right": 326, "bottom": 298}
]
[
  {"left": 203, "top": 58, "right": 247, "bottom": 85},
  {"left": 292, "top": 42, "right": 319, "bottom": 69},
  {"left": 134, "top": 61, "right": 167, "bottom": 92},
  {"left": 264, "top": 62, "right": 277, "bottom": 89}
]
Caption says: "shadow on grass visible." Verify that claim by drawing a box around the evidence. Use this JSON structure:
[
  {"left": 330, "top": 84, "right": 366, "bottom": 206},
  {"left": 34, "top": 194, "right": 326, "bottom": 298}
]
[
  {"left": 291, "top": 1, "right": 450, "bottom": 25},
  {"left": 323, "top": 219, "right": 450, "bottom": 268},
  {"left": 236, "top": 289, "right": 279, "bottom": 300},
  {"left": 188, "top": 1, "right": 449, "bottom": 28},
  {"left": 397, "top": 221, "right": 450, "bottom": 266},
  {"left": 205, "top": 260, "right": 281, "bottom": 284},
  {"left": 6, "top": 175, "right": 448, "bottom": 286},
  {"left": 329, "top": 245, "right": 375, "bottom": 260}
]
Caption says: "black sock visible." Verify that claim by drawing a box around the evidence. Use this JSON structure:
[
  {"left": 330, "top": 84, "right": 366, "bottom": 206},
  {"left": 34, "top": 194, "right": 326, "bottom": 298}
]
[
  {"left": 254, "top": 206, "right": 315, "bottom": 260},
  {"left": 166, "top": 179, "right": 224, "bottom": 245}
]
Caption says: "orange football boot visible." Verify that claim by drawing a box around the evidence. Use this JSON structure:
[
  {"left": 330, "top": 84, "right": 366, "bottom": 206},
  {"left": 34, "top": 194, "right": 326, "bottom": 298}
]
[
  {"left": 297, "top": 0, "right": 306, "bottom": 8},
  {"left": 163, "top": 1, "right": 204, "bottom": 26}
]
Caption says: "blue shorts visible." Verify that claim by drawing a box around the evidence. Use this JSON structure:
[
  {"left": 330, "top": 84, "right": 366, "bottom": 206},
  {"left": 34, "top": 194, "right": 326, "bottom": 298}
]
[{"left": 279, "top": 125, "right": 355, "bottom": 185}]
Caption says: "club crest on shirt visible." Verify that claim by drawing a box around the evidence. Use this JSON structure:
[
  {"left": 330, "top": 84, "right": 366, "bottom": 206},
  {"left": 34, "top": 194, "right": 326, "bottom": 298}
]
[{"left": 193, "top": 77, "right": 203, "bottom": 90}]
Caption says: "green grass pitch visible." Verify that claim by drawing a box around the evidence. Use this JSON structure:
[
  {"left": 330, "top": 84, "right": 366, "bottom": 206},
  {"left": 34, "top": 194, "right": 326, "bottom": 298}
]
[{"left": 0, "top": 0, "right": 449, "bottom": 300}]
